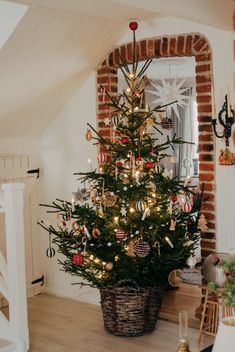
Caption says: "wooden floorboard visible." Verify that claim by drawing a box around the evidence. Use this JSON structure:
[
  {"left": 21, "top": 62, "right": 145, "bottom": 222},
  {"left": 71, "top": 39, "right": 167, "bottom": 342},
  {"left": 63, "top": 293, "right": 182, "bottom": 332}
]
[{"left": 27, "top": 294, "right": 214, "bottom": 352}]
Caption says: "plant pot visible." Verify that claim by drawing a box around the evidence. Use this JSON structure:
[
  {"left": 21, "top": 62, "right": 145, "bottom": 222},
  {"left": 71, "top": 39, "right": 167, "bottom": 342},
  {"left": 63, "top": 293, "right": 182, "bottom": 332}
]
[
  {"left": 212, "top": 317, "right": 235, "bottom": 352},
  {"left": 99, "top": 280, "right": 164, "bottom": 337}
]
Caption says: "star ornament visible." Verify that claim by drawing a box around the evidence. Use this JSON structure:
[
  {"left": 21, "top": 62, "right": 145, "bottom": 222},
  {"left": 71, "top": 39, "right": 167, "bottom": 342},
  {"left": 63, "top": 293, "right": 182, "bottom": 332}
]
[
  {"left": 120, "top": 207, "right": 127, "bottom": 217},
  {"left": 146, "top": 78, "right": 191, "bottom": 120},
  {"left": 104, "top": 117, "right": 111, "bottom": 126}
]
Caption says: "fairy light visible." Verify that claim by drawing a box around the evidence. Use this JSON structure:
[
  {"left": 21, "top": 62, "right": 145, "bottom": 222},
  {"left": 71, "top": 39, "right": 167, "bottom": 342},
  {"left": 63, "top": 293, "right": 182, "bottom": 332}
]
[
  {"left": 89, "top": 255, "right": 94, "bottom": 261},
  {"left": 102, "top": 261, "right": 106, "bottom": 266},
  {"left": 115, "top": 255, "right": 119, "bottom": 262},
  {"left": 114, "top": 216, "right": 119, "bottom": 223},
  {"left": 152, "top": 193, "right": 156, "bottom": 198},
  {"left": 99, "top": 166, "right": 103, "bottom": 174},
  {"left": 134, "top": 106, "right": 139, "bottom": 111},
  {"left": 88, "top": 158, "right": 93, "bottom": 171},
  {"left": 165, "top": 236, "right": 174, "bottom": 248},
  {"left": 129, "top": 73, "right": 134, "bottom": 78},
  {"left": 94, "top": 258, "right": 100, "bottom": 264},
  {"left": 130, "top": 207, "right": 135, "bottom": 213},
  {"left": 126, "top": 87, "right": 131, "bottom": 93},
  {"left": 124, "top": 173, "right": 128, "bottom": 178}
]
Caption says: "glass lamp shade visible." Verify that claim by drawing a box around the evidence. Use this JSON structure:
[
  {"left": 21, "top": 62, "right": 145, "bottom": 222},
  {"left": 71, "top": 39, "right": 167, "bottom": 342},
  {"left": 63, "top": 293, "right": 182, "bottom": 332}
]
[
  {"left": 177, "top": 311, "right": 190, "bottom": 352},
  {"left": 213, "top": 317, "right": 235, "bottom": 352}
]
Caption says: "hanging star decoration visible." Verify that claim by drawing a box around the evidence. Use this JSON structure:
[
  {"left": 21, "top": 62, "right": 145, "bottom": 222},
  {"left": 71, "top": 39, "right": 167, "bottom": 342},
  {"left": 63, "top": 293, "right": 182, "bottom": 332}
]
[
  {"left": 104, "top": 117, "right": 111, "bottom": 126},
  {"left": 146, "top": 78, "right": 191, "bottom": 120},
  {"left": 72, "top": 187, "right": 91, "bottom": 203},
  {"left": 120, "top": 207, "right": 127, "bottom": 217}
]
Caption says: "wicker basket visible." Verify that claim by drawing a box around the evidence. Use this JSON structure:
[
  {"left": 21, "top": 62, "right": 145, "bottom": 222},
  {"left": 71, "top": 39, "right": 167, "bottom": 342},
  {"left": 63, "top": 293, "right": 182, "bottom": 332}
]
[{"left": 100, "top": 280, "right": 164, "bottom": 337}]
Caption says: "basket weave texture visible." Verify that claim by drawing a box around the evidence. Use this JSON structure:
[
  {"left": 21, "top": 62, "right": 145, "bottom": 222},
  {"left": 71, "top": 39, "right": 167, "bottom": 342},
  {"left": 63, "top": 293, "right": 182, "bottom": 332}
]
[{"left": 100, "top": 280, "right": 164, "bottom": 336}]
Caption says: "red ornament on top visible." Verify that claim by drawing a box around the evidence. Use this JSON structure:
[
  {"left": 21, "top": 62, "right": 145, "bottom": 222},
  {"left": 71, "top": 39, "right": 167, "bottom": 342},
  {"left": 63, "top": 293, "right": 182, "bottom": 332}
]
[
  {"left": 129, "top": 22, "right": 138, "bottom": 31},
  {"left": 72, "top": 253, "right": 84, "bottom": 266}
]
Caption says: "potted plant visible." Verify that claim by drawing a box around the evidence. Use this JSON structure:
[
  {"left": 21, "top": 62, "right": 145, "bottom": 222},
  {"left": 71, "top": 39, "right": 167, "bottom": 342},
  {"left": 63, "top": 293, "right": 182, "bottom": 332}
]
[{"left": 39, "top": 22, "right": 203, "bottom": 336}]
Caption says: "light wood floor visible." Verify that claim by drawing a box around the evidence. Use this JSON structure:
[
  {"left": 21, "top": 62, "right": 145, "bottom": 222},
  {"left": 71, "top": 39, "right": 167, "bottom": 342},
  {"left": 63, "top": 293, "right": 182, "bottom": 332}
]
[{"left": 27, "top": 294, "right": 214, "bottom": 352}]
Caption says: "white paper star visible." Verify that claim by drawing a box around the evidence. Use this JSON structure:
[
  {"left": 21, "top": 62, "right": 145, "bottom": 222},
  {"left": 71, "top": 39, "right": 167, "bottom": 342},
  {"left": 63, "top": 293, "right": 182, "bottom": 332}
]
[
  {"left": 120, "top": 207, "right": 127, "bottom": 216},
  {"left": 104, "top": 117, "right": 111, "bottom": 126},
  {"left": 146, "top": 78, "right": 190, "bottom": 120}
]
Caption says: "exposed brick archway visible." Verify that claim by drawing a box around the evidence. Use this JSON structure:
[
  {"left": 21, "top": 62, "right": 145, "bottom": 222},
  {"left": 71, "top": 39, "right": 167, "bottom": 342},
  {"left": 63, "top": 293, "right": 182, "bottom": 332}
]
[{"left": 96, "top": 33, "right": 215, "bottom": 259}]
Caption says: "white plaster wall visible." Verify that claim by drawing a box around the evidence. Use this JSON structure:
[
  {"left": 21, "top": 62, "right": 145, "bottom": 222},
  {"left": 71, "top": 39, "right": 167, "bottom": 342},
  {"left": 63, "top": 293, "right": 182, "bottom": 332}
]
[
  {"left": 0, "top": 138, "right": 39, "bottom": 155},
  {"left": 39, "top": 17, "right": 235, "bottom": 304},
  {"left": 39, "top": 72, "right": 100, "bottom": 304}
]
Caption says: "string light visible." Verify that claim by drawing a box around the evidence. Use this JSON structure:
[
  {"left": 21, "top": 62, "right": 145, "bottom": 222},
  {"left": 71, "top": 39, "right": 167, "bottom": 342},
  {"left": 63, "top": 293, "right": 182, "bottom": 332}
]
[
  {"left": 126, "top": 87, "right": 131, "bottom": 93},
  {"left": 89, "top": 255, "right": 94, "bottom": 261},
  {"left": 114, "top": 216, "right": 119, "bottom": 223},
  {"left": 134, "top": 106, "right": 139, "bottom": 111},
  {"left": 129, "top": 73, "right": 134, "bottom": 78},
  {"left": 130, "top": 207, "right": 135, "bottom": 213},
  {"left": 94, "top": 258, "right": 100, "bottom": 264},
  {"left": 165, "top": 236, "right": 174, "bottom": 248}
]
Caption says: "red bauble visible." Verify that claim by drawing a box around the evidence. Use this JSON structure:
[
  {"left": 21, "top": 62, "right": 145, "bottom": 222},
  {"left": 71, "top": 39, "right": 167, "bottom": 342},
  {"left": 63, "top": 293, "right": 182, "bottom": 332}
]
[
  {"left": 115, "top": 229, "right": 126, "bottom": 240},
  {"left": 72, "top": 253, "right": 84, "bottom": 265},
  {"left": 121, "top": 137, "right": 129, "bottom": 144},
  {"left": 136, "top": 156, "right": 143, "bottom": 166},
  {"left": 129, "top": 22, "right": 138, "bottom": 31},
  {"left": 171, "top": 194, "right": 178, "bottom": 203},
  {"left": 116, "top": 161, "right": 124, "bottom": 168},
  {"left": 145, "top": 161, "right": 154, "bottom": 169}
]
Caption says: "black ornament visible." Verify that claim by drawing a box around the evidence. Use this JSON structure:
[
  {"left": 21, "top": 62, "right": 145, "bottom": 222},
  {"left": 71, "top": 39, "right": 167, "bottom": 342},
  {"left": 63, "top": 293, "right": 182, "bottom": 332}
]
[{"left": 46, "top": 231, "right": 56, "bottom": 258}]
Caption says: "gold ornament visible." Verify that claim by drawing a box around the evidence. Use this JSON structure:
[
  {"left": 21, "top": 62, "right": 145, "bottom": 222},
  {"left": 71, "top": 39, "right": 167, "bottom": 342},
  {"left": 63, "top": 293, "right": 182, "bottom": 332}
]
[
  {"left": 170, "top": 219, "right": 176, "bottom": 231},
  {"left": 92, "top": 227, "right": 101, "bottom": 238},
  {"left": 176, "top": 339, "right": 191, "bottom": 352},
  {"left": 126, "top": 241, "right": 136, "bottom": 257},
  {"left": 168, "top": 269, "right": 183, "bottom": 287},
  {"left": 105, "top": 262, "right": 113, "bottom": 270},
  {"left": 86, "top": 129, "right": 92, "bottom": 141},
  {"left": 101, "top": 191, "right": 117, "bottom": 207},
  {"left": 146, "top": 117, "right": 154, "bottom": 126},
  {"left": 139, "top": 126, "right": 145, "bottom": 141},
  {"left": 197, "top": 213, "right": 208, "bottom": 232}
]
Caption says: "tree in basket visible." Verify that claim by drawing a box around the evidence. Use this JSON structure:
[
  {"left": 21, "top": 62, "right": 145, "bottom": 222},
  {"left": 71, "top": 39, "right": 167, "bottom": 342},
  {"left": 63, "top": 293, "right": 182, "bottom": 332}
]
[{"left": 39, "top": 22, "right": 204, "bottom": 336}]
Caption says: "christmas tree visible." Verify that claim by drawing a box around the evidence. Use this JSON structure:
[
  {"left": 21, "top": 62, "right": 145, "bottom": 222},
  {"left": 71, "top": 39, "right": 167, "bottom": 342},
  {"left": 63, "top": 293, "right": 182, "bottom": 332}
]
[{"left": 39, "top": 22, "right": 203, "bottom": 289}]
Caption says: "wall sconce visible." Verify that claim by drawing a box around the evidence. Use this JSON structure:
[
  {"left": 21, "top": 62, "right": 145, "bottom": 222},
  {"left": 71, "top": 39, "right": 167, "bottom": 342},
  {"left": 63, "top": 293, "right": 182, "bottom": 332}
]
[{"left": 212, "top": 95, "right": 235, "bottom": 165}]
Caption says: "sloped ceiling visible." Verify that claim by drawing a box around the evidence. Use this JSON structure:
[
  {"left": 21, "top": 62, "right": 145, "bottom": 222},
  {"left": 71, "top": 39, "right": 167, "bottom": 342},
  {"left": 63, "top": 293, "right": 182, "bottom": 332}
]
[{"left": 0, "top": 0, "right": 233, "bottom": 137}]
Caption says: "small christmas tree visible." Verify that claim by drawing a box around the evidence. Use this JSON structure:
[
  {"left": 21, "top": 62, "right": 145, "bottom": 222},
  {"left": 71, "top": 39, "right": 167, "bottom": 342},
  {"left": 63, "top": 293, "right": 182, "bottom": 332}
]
[{"left": 39, "top": 22, "right": 203, "bottom": 290}]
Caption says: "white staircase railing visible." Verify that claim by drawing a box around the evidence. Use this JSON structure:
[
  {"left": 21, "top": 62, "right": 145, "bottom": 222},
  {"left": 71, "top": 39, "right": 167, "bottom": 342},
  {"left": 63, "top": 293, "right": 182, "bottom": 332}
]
[{"left": 0, "top": 184, "right": 29, "bottom": 352}]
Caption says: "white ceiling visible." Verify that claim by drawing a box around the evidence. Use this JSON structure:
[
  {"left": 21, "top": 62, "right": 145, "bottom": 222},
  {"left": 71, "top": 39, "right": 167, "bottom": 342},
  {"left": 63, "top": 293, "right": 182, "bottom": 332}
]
[{"left": 0, "top": 0, "right": 233, "bottom": 138}]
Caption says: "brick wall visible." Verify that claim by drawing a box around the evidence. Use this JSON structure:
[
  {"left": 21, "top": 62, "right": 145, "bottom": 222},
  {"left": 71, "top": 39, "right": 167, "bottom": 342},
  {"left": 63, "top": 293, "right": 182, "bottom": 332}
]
[{"left": 96, "top": 33, "right": 216, "bottom": 259}]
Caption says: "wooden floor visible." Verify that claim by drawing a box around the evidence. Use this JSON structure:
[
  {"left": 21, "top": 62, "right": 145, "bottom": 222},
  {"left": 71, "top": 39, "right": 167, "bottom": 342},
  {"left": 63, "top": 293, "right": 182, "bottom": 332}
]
[{"left": 27, "top": 294, "right": 214, "bottom": 352}]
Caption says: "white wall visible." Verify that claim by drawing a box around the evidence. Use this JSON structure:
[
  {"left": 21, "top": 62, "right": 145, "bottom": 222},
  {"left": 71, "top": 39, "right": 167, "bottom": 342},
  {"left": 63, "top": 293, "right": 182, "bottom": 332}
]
[
  {"left": 39, "top": 72, "right": 100, "bottom": 304},
  {"left": 0, "top": 138, "right": 39, "bottom": 155},
  {"left": 39, "top": 16, "right": 235, "bottom": 304}
]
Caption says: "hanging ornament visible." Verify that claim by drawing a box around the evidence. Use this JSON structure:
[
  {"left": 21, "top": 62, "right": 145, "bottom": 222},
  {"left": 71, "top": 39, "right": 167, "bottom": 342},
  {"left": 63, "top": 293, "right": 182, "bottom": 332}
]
[
  {"left": 105, "top": 262, "right": 113, "bottom": 270},
  {"left": 129, "top": 21, "right": 138, "bottom": 31},
  {"left": 72, "top": 253, "right": 84, "bottom": 265},
  {"left": 136, "top": 156, "right": 143, "bottom": 166},
  {"left": 115, "top": 229, "right": 127, "bottom": 240},
  {"left": 145, "top": 161, "right": 154, "bottom": 170},
  {"left": 111, "top": 115, "right": 120, "bottom": 128},
  {"left": 81, "top": 225, "right": 91, "bottom": 239},
  {"left": 146, "top": 78, "right": 190, "bottom": 120},
  {"left": 141, "top": 207, "right": 150, "bottom": 221},
  {"left": 182, "top": 201, "right": 192, "bottom": 213},
  {"left": 116, "top": 161, "right": 124, "bottom": 168},
  {"left": 169, "top": 219, "right": 176, "bottom": 231},
  {"left": 139, "top": 126, "right": 145, "bottom": 141},
  {"left": 134, "top": 241, "right": 150, "bottom": 257},
  {"left": 153, "top": 241, "right": 161, "bottom": 256},
  {"left": 92, "top": 227, "right": 101, "bottom": 238},
  {"left": 85, "top": 129, "right": 92, "bottom": 141},
  {"left": 126, "top": 241, "right": 136, "bottom": 257},
  {"left": 81, "top": 237, "right": 87, "bottom": 255},
  {"left": 97, "top": 151, "right": 107, "bottom": 163},
  {"left": 72, "top": 187, "right": 90, "bottom": 203},
  {"left": 135, "top": 200, "right": 146, "bottom": 212},
  {"left": 72, "top": 221, "right": 80, "bottom": 233},
  {"left": 160, "top": 116, "right": 173, "bottom": 130},
  {"left": 101, "top": 191, "right": 117, "bottom": 207},
  {"left": 168, "top": 270, "right": 183, "bottom": 287},
  {"left": 104, "top": 117, "right": 111, "bottom": 126},
  {"left": 171, "top": 194, "right": 178, "bottom": 203},
  {"left": 121, "top": 136, "right": 129, "bottom": 144},
  {"left": 197, "top": 213, "right": 208, "bottom": 232},
  {"left": 46, "top": 231, "right": 56, "bottom": 258},
  {"left": 120, "top": 206, "right": 127, "bottom": 217}
]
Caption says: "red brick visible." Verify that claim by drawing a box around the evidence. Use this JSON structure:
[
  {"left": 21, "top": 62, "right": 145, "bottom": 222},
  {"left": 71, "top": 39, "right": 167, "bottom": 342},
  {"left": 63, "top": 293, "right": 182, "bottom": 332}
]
[
  {"left": 202, "top": 202, "right": 215, "bottom": 211},
  {"left": 99, "top": 129, "right": 112, "bottom": 137},
  {"left": 199, "top": 163, "right": 214, "bottom": 172},
  {"left": 195, "top": 53, "right": 212, "bottom": 62},
  {"left": 147, "top": 39, "right": 154, "bottom": 57},
  {"left": 201, "top": 240, "right": 216, "bottom": 250},
  {"left": 120, "top": 45, "right": 127, "bottom": 61},
  {"left": 154, "top": 39, "right": 161, "bottom": 57},
  {"left": 206, "top": 222, "right": 216, "bottom": 230},
  {"left": 200, "top": 182, "right": 214, "bottom": 192},
  {"left": 98, "top": 67, "right": 117, "bottom": 75},
  {"left": 201, "top": 249, "right": 216, "bottom": 258},
  {"left": 127, "top": 43, "right": 133, "bottom": 62},
  {"left": 196, "top": 95, "right": 212, "bottom": 104},
  {"left": 169, "top": 37, "right": 176, "bottom": 56},
  {"left": 97, "top": 76, "right": 110, "bottom": 84},
  {"left": 185, "top": 35, "right": 193, "bottom": 55},
  {"left": 177, "top": 36, "right": 185, "bottom": 55},
  {"left": 196, "top": 64, "right": 211, "bottom": 73},
  {"left": 199, "top": 143, "right": 214, "bottom": 152},
  {"left": 199, "top": 154, "right": 214, "bottom": 162},
  {"left": 161, "top": 37, "right": 168, "bottom": 56},
  {"left": 98, "top": 95, "right": 110, "bottom": 103},
  {"left": 199, "top": 133, "right": 213, "bottom": 142},
  {"left": 196, "top": 84, "right": 212, "bottom": 94},
  {"left": 197, "top": 115, "right": 212, "bottom": 123},
  {"left": 194, "top": 36, "right": 208, "bottom": 53},
  {"left": 201, "top": 232, "right": 216, "bottom": 240},
  {"left": 199, "top": 173, "right": 214, "bottom": 182},
  {"left": 198, "top": 105, "right": 212, "bottom": 114},
  {"left": 202, "top": 192, "right": 215, "bottom": 202},
  {"left": 140, "top": 40, "right": 147, "bottom": 59},
  {"left": 114, "top": 48, "right": 121, "bottom": 66},
  {"left": 196, "top": 75, "right": 212, "bottom": 84}
]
